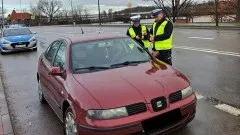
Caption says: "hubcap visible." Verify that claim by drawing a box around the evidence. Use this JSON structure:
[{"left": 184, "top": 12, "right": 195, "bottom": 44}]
[{"left": 65, "top": 112, "right": 77, "bottom": 135}]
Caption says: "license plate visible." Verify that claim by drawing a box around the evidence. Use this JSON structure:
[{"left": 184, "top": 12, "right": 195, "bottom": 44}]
[{"left": 17, "top": 44, "right": 26, "bottom": 47}]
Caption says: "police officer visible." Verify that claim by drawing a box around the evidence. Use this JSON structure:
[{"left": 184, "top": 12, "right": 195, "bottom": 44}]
[
  {"left": 126, "top": 15, "right": 150, "bottom": 49},
  {"left": 149, "top": 9, "right": 173, "bottom": 65}
]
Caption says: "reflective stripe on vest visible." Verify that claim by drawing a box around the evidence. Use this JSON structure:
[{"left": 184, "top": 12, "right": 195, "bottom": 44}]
[
  {"left": 128, "top": 25, "right": 150, "bottom": 48},
  {"left": 153, "top": 20, "right": 173, "bottom": 50}
]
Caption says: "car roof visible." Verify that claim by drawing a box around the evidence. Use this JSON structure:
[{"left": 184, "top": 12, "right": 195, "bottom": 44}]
[
  {"left": 63, "top": 33, "right": 129, "bottom": 45},
  {"left": 3, "top": 27, "right": 29, "bottom": 31}
]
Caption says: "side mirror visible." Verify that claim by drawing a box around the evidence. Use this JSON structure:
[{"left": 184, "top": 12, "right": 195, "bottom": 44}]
[
  {"left": 32, "top": 32, "right": 37, "bottom": 34},
  {"left": 49, "top": 67, "right": 62, "bottom": 76}
]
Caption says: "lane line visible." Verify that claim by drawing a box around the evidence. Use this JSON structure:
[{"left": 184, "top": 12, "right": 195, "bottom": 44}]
[
  {"left": 173, "top": 45, "right": 240, "bottom": 57},
  {"left": 44, "top": 32, "right": 76, "bottom": 36},
  {"left": 215, "top": 104, "right": 240, "bottom": 117},
  {"left": 188, "top": 37, "right": 214, "bottom": 40},
  {"left": 195, "top": 93, "right": 240, "bottom": 117},
  {"left": 195, "top": 93, "right": 204, "bottom": 100}
]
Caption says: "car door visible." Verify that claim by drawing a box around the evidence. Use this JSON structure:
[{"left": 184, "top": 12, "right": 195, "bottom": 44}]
[
  {"left": 39, "top": 41, "right": 61, "bottom": 110},
  {"left": 49, "top": 42, "right": 67, "bottom": 117}
]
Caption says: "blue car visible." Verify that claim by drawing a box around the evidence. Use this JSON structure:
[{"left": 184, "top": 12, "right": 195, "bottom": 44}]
[{"left": 0, "top": 27, "right": 37, "bottom": 54}]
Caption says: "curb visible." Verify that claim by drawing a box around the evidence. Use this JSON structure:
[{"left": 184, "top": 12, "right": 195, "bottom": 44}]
[{"left": 0, "top": 76, "right": 14, "bottom": 135}]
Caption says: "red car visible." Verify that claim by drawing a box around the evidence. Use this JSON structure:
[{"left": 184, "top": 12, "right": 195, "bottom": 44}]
[{"left": 37, "top": 34, "right": 196, "bottom": 135}]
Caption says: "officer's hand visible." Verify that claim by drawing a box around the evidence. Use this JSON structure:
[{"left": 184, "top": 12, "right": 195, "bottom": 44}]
[
  {"left": 152, "top": 51, "right": 159, "bottom": 57},
  {"left": 136, "top": 36, "right": 140, "bottom": 40},
  {"left": 150, "top": 36, "right": 155, "bottom": 42}
]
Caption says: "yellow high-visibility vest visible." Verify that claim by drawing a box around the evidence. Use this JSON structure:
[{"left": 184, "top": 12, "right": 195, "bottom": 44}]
[
  {"left": 128, "top": 25, "right": 150, "bottom": 48},
  {"left": 153, "top": 20, "right": 173, "bottom": 50}
]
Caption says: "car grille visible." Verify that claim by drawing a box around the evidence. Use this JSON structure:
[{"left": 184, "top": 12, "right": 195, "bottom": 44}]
[
  {"left": 126, "top": 103, "right": 147, "bottom": 116},
  {"left": 142, "top": 109, "right": 182, "bottom": 133},
  {"left": 11, "top": 42, "right": 30, "bottom": 48},
  {"left": 169, "top": 91, "right": 182, "bottom": 103}
]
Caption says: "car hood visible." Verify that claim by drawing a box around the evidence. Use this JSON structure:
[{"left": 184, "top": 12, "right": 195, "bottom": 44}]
[
  {"left": 73, "top": 60, "right": 190, "bottom": 109},
  {"left": 3, "top": 34, "right": 33, "bottom": 43}
]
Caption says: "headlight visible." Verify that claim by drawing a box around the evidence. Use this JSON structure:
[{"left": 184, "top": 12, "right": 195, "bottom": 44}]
[
  {"left": 181, "top": 86, "right": 193, "bottom": 99},
  {"left": 1, "top": 39, "right": 11, "bottom": 44},
  {"left": 87, "top": 107, "right": 128, "bottom": 120},
  {"left": 29, "top": 36, "right": 37, "bottom": 42}
]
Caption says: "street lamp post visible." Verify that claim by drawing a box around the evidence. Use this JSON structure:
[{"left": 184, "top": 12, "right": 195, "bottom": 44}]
[
  {"left": 19, "top": 0, "right": 22, "bottom": 24},
  {"left": 70, "top": 0, "right": 74, "bottom": 25},
  {"left": 98, "top": 0, "right": 101, "bottom": 25},
  {"left": 215, "top": 0, "right": 219, "bottom": 27},
  {"left": 2, "top": 0, "right": 4, "bottom": 29}
]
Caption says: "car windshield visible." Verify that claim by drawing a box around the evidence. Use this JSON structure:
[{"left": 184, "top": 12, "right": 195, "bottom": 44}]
[
  {"left": 3, "top": 28, "right": 32, "bottom": 37},
  {"left": 71, "top": 37, "right": 150, "bottom": 73}
]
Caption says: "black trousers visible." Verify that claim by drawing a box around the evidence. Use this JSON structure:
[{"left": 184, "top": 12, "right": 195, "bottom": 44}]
[{"left": 156, "top": 49, "right": 172, "bottom": 66}]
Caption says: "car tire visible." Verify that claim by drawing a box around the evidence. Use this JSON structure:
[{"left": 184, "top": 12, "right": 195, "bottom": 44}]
[
  {"left": 38, "top": 80, "right": 47, "bottom": 104},
  {"left": 0, "top": 50, "right": 6, "bottom": 55},
  {"left": 64, "top": 107, "right": 78, "bottom": 135},
  {"left": 33, "top": 47, "right": 37, "bottom": 51}
]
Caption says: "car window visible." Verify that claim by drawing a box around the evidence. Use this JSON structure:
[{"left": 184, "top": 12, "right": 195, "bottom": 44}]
[
  {"left": 71, "top": 37, "right": 150, "bottom": 72},
  {"left": 3, "top": 28, "right": 32, "bottom": 37},
  {"left": 53, "top": 43, "right": 66, "bottom": 70},
  {"left": 45, "top": 41, "right": 61, "bottom": 64}
]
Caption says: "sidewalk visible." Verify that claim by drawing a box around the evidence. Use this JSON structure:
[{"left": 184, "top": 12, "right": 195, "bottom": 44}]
[{"left": 0, "top": 75, "right": 14, "bottom": 135}]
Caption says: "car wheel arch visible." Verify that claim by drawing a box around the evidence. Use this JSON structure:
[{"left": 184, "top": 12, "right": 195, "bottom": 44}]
[
  {"left": 62, "top": 100, "right": 80, "bottom": 123},
  {"left": 37, "top": 73, "right": 39, "bottom": 82},
  {"left": 62, "top": 100, "right": 70, "bottom": 118}
]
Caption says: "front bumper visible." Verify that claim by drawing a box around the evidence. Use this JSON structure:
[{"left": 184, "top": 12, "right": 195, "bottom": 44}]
[
  {"left": 77, "top": 94, "right": 197, "bottom": 135},
  {"left": 0, "top": 41, "right": 37, "bottom": 53}
]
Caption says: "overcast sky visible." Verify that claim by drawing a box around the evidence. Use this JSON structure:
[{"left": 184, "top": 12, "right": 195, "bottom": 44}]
[{"left": 4, "top": 0, "right": 202, "bottom": 14}]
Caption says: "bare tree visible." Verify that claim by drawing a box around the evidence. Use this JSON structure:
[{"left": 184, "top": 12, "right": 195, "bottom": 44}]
[
  {"left": 237, "top": 0, "right": 240, "bottom": 22},
  {"left": 108, "top": 9, "right": 113, "bottom": 21},
  {"left": 56, "top": 9, "right": 69, "bottom": 20},
  {"left": 84, "top": 8, "right": 89, "bottom": 20},
  {"left": 30, "top": 3, "right": 41, "bottom": 16},
  {"left": 144, "top": 0, "right": 194, "bottom": 22},
  {"left": 37, "top": 0, "right": 63, "bottom": 23},
  {"left": 101, "top": 10, "right": 107, "bottom": 17},
  {"left": 73, "top": 6, "right": 83, "bottom": 22}
]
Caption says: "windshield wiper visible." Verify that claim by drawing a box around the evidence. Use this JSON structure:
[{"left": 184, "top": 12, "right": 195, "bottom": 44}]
[
  {"left": 74, "top": 66, "right": 110, "bottom": 71},
  {"left": 111, "top": 60, "right": 149, "bottom": 67}
]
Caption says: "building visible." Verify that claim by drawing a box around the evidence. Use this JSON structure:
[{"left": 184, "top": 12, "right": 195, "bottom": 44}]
[{"left": 10, "top": 10, "right": 31, "bottom": 25}]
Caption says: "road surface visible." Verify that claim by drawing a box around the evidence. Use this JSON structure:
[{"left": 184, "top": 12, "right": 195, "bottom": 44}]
[{"left": 0, "top": 26, "right": 239, "bottom": 135}]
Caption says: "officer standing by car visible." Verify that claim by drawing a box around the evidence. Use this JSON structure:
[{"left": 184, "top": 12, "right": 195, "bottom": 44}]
[
  {"left": 126, "top": 15, "right": 150, "bottom": 49},
  {"left": 149, "top": 9, "right": 173, "bottom": 66}
]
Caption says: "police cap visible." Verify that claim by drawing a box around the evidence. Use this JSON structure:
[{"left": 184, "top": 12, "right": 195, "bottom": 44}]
[
  {"left": 130, "top": 15, "right": 141, "bottom": 23},
  {"left": 151, "top": 9, "right": 164, "bottom": 17}
]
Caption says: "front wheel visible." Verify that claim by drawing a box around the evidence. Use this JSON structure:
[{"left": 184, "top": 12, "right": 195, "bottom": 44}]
[
  {"left": 0, "top": 49, "right": 6, "bottom": 55},
  {"left": 33, "top": 47, "right": 37, "bottom": 51},
  {"left": 38, "top": 80, "right": 47, "bottom": 104},
  {"left": 64, "top": 107, "right": 78, "bottom": 135}
]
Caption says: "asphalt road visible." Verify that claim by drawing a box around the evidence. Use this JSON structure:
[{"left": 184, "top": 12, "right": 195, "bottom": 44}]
[{"left": 0, "top": 26, "right": 239, "bottom": 135}]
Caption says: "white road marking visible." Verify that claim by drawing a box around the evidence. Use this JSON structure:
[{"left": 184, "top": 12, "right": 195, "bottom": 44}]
[
  {"left": 215, "top": 104, "right": 240, "bottom": 117},
  {"left": 188, "top": 37, "right": 214, "bottom": 40},
  {"left": 173, "top": 45, "right": 240, "bottom": 57},
  {"left": 44, "top": 32, "right": 76, "bottom": 36},
  {"left": 195, "top": 93, "right": 204, "bottom": 100},
  {"left": 196, "top": 93, "right": 240, "bottom": 117}
]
